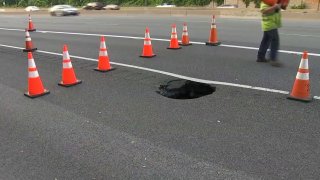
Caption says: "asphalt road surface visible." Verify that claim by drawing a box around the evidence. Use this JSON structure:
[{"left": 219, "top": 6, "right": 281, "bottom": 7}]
[{"left": 0, "top": 14, "right": 320, "bottom": 180}]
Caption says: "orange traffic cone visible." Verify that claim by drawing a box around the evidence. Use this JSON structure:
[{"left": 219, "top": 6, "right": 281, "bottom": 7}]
[
  {"left": 24, "top": 52, "right": 50, "bottom": 98},
  {"left": 23, "top": 29, "right": 37, "bottom": 52},
  {"left": 140, "top": 27, "right": 156, "bottom": 58},
  {"left": 167, "top": 24, "right": 181, "bottom": 50},
  {"left": 180, "top": 23, "right": 192, "bottom": 46},
  {"left": 94, "top": 36, "right": 115, "bottom": 72},
  {"left": 27, "top": 14, "right": 36, "bottom": 32},
  {"left": 287, "top": 51, "right": 312, "bottom": 102},
  {"left": 206, "top": 15, "right": 221, "bottom": 46},
  {"left": 58, "top": 45, "right": 82, "bottom": 87}
]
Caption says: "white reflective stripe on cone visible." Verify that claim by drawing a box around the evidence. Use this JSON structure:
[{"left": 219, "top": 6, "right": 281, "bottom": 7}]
[
  {"left": 145, "top": 33, "right": 150, "bottom": 39},
  {"left": 63, "top": 61, "right": 73, "bottom": 68},
  {"left": 100, "top": 42, "right": 106, "bottom": 49},
  {"left": 182, "top": 32, "right": 188, "bottom": 36},
  {"left": 183, "top": 26, "right": 187, "bottom": 31},
  {"left": 26, "top": 37, "right": 31, "bottom": 41},
  {"left": 99, "top": 50, "right": 108, "bottom": 56},
  {"left": 211, "top": 18, "right": 216, "bottom": 24},
  {"left": 211, "top": 24, "right": 217, "bottom": 29},
  {"left": 296, "top": 72, "right": 309, "bottom": 80},
  {"left": 171, "top": 34, "right": 177, "bottom": 39},
  {"left": 299, "top": 59, "right": 309, "bottom": 69},
  {"left": 28, "top": 59, "right": 36, "bottom": 68},
  {"left": 29, "top": 70, "right": 39, "bottom": 78},
  {"left": 26, "top": 31, "right": 30, "bottom": 37},
  {"left": 144, "top": 40, "right": 151, "bottom": 45},
  {"left": 63, "top": 51, "right": 70, "bottom": 60},
  {"left": 172, "top": 28, "right": 177, "bottom": 33}
]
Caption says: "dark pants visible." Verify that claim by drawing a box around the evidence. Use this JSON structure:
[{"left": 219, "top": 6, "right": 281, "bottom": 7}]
[{"left": 257, "top": 29, "right": 279, "bottom": 61}]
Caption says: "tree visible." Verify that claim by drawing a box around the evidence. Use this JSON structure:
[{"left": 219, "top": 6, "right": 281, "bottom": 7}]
[
  {"left": 243, "top": 0, "right": 251, "bottom": 7},
  {"left": 252, "top": 0, "right": 260, "bottom": 8}
]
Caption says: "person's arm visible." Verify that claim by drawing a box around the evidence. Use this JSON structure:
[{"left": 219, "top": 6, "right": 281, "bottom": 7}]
[{"left": 261, "top": 4, "right": 281, "bottom": 14}]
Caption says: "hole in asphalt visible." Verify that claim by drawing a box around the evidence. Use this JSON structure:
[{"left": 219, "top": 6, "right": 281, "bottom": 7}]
[{"left": 157, "top": 79, "right": 216, "bottom": 99}]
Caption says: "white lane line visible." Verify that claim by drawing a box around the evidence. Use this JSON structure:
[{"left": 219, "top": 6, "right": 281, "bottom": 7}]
[
  {"left": 2, "top": 43, "right": 288, "bottom": 94},
  {"left": 0, "top": 27, "right": 319, "bottom": 57},
  {"left": 280, "top": 33, "right": 320, "bottom": 38},
  {"left": 3, "top": 43, "right": 320, "bottom": 100}
]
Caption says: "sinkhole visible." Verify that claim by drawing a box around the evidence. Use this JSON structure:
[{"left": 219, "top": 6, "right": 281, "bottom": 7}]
[{"left": 157, "top": 80, "right": 216, "bottom": 99}]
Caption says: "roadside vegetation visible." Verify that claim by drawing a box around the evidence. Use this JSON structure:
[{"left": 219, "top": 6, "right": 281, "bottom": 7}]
[
  {"left": 0, "top": 0, "right": 262, "bottom": 7},
  {"left": 290, "top": 2, "right": 306, "bottom": 9},
  {"left": 0, "top": 0, "right": 311, "bottom": 10}
]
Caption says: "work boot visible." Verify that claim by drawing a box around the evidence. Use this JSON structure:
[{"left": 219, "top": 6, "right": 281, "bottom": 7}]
[{"left": 256, "top": 58, "right": 269, "bottom": 63}]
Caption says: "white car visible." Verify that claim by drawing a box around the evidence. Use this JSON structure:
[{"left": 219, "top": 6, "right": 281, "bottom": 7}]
[
  {"left": 156, "top": 3, "right": 176, "bottom": 7},
  {"left": 216, "top": 4, "right": 238, "bottom": 8},
  {"left": 25, "top": 6, "right": 40, "bottom": 12},
  {"left": 49, "top": 5, "right": 79, "bottom": 16},
  {"left": 103, "top": 4, "right": 120, "bottom": 10}
]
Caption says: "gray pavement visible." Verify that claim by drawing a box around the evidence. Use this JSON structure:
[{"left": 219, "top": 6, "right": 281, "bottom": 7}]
[{"left": 0, "top": 14, "right": 320, "bottom": 179}]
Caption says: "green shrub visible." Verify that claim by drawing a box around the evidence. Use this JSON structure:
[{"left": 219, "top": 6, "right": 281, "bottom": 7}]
[{"left": 291, "top": 3, "right": 306, "bottom": 9}]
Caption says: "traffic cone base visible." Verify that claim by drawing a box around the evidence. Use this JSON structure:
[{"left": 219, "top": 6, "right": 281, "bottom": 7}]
[
  {"left": 167, "top": 24, "right": 181, "bottom": 50},
  {"left": 206, "top": 42, "right": 221, "bottom": 46},
  {"left": 140, "top": 27, "right": 156, "bottom": 58},
  {"left": 167, "top": 47, "right": 182, "bottom": 50},
  {"left": 58, "top": 79, "right": 82, "bottom": 87},
  {"left": 140, "top": 54, "right": 156, "bottom": 58},
  {"left": 25, "top": 52, "right": 48, "bottom": 98},
  {"left": 206, "top": 15, "right": 221, "bottom": 46},
  {"left": 24, "top": 89, "right": 50, "bottom": 98},
  {"left": 287, "top": 95, "right": 312, "bottom": 102},
  {"left": 59, "top": 45, "right": 81, "bottom": 87},
  {"left": 27, "top": 14, "right": 36, "bottom": 32},
  {"left": 23, "top": 29, "right": 37, "bottom": 52},
  {"left": 95, "top": 36, "right": 116, "bottom": 71},
  {"left": 287, "top": 51, "right": 312, "bottom": 103},
  {"left": 23, "top": 48, "right": 37, "bottom": 52},
  {"left": 94, "top": 67, "right": 116, "bottom": 72},
  {"left": 180, "top": 23, "right": 192, "bottom": 46},
  {"left": 179, "top": 43, "right": 192, "bottom": 46}
]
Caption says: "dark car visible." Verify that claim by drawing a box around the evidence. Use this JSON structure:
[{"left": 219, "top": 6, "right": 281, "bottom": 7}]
[{"left": 82, "top": 2, "right": 105, "bottom": 10}]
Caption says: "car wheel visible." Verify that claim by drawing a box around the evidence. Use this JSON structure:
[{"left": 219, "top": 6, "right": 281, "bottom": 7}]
[{"left": 55, "top": 11, "right": 64, "bottom": 16}]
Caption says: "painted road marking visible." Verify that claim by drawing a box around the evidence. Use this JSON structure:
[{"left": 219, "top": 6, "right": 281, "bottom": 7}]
[
  {"left": 1, "top": 43, "right": 320, "bottom": 100},
  {"left": 280, "top": 33, "right": 320, "bottom": 38},
  {"left": 0, "top": 27, "right": 319, "bottom": 57}
]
